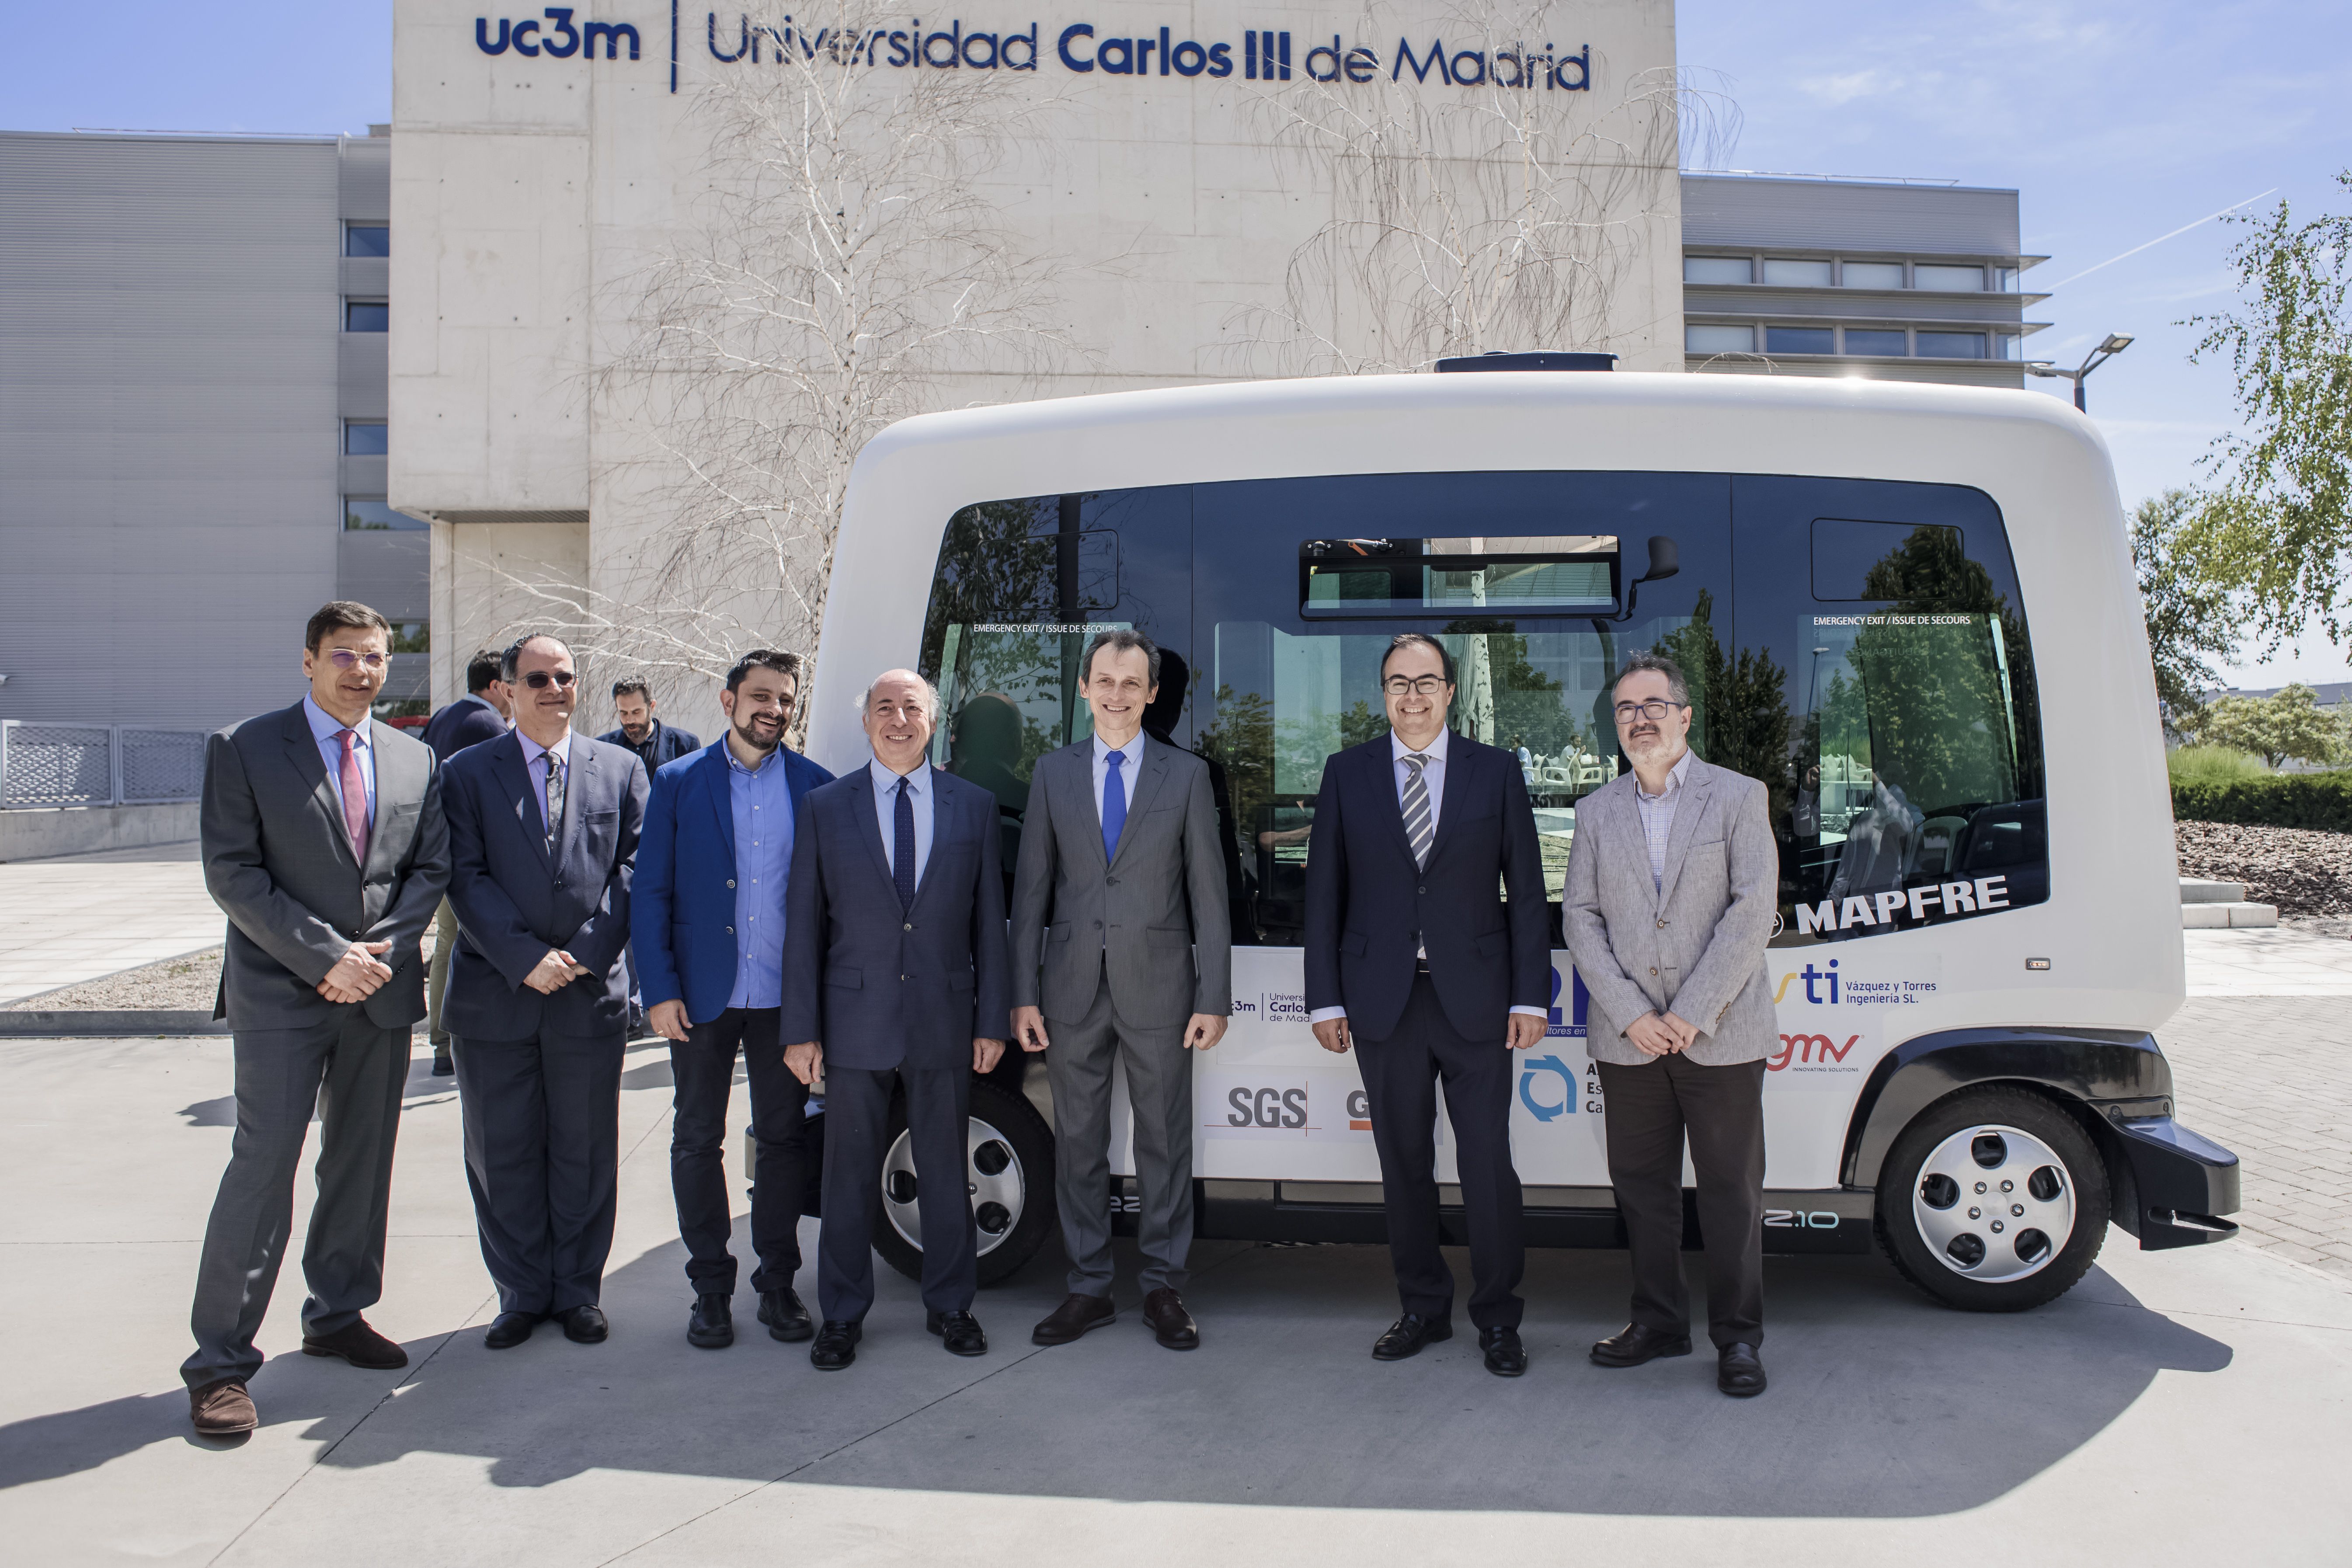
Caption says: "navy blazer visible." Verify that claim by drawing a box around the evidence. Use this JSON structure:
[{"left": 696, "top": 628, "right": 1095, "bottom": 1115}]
[
  {"left": 423, "top": 696, "right": 507, "bottom": 764},
  {"left": 780, "top": 765, "right": 1012, "bottom": 1071},
  {"left": 630, "top": 739, "right": 835, "bottom": 1025},
  {"left": 441, "top": 730, "right": 648, "bottom": 1039},
  {"left": 597, "top": 719, "right": 702, "bottom": 773},
  {"left": 1302, "top": 732, "right": 1550, "bottom": 1043}
]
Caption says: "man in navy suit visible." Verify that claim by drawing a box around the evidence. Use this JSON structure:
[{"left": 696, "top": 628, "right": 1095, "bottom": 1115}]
[
  {"left": 423, "top": 648, "right": 511, "bottom": 1074},
  {"left": 632, "top": 650, "right": 834, "bottom": 1350},
  {"left": 598, "top": 677, "right": 701, "bottom": 774},
  {"left": 440, "top": 633, "right": 648, "bottom": 1348},
  {"left": 783, "top": 668, "right": 1012, "bottom": 1370},
  {"left": 1304, "top": 633, "right": 1550, "bottom": 1377}
]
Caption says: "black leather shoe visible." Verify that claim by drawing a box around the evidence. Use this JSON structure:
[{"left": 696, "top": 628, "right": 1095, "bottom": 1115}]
[
  {"left": 300, "top": 1317, "right": 409, "bottom": 1369},
  {"left": 758, "top": 1288, "right": 814, "bottom": 1343},
  {"left": 1143, "top": 1288, "right": 1199, "bottom": 1351},
  {"left": 557, "top": 1304, "right": 609, "bottom": 1343},
  {"left": 1031, "top": 1292, "right": 1117, "bottom": 1345},
  {"left": 1372, "top": 1313, "right": 1453, "bottom": 1361},
  {"left": 484, "top": 1311, "right": 538, "bottom": 1350},
  {"left": 810, "top": 1319, "right": 862, "bottom": 1370},
  {"left": 1590, "top": 1322, "right": 1693, "bottom": 1367},
  {"left": 1479, "top": 1325, "right": 1527, "bottom": 1377},
  {"left": 927, "top": 1309, "right": 988, "bottom": 1356},
  {"left": 687, "top": 1292, "right": 734, "bottom": 1349},
  {"left": 430, "top": 1053, "right": 454, "bottom": 1077},
  {"left": 1718, "top": 1342, "right": 1767, "bottom": 1398}
]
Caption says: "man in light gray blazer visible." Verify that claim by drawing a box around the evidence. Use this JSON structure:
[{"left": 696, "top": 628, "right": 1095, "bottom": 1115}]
[
  {"left": 1009, "top": 629, "right": 1232, "bottom": 1351},
  {"left": 1562, "top": 650, "right": 1778, "bottom": 1399},
  {"left": 184, "top": 602, "right": 449, "bottom": 1436}
]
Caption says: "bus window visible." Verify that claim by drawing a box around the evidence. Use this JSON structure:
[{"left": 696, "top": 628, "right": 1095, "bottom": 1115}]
[{"left": 1733, "top": 478, "right": 2047, "bottom": 943}]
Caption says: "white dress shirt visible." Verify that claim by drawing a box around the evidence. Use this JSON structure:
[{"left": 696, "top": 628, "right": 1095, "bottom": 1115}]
[
  {"left": 1312, "top": 728, "right": 1543, "bottom": 1026},
  {"left": 302, "top": 695, "right": 376, "bottom": 829},
  {"left": 517, "top": 728, "right": 574, "bottom": 837},
  {"left": 1091, "top": 728, "right": 1146, "bottom": 827},
  {"left": 870, "top": 757, "right": 936, "bottom": 885}
]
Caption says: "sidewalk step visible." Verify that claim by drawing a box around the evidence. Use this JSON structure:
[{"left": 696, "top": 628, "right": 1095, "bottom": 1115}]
[
  {"left": 2181, "top": 877, "right": 2248, "bottom": 904},
  {"left": 2182, "top": 901, "right": 2279, "bottom": 929}
]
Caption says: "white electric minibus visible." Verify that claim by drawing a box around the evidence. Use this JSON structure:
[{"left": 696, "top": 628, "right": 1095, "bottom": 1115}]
[{"left": 804, "top": 363, "right": 2240, "bottom": 1311}]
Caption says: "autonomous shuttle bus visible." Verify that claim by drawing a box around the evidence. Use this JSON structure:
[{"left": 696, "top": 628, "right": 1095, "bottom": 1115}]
[{"left": 805, "top": 365, "right": 2241, "bottom": 1311}]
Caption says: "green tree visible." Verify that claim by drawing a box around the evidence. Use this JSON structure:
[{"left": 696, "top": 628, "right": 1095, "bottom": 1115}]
[
  {"left": 2181, "top": 174, "right": 2352, "bottom": 652},
  {"left": 2131, "top": 489, "right": 2243, "bottom": 722},
  {"left": 2177, "top": 683, "right": 2344, "bottom": 768}
]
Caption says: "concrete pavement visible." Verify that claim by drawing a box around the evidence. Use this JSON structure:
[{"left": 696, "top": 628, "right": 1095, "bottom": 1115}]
[
  {"left": 1, "top": 1029, "right": 2347, "bottom": 1566},
  {"left": 0, "top": 843, "right": 216, "bottom": 1005}
]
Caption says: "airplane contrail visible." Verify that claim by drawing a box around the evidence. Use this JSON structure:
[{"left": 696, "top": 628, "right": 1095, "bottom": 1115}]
[{"left": 2042, "top": 189, "right": 2279, "bottom": 289}]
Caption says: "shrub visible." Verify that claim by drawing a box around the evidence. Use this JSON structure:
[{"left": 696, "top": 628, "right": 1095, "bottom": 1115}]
[
  {"left": 2173, "top": 769, "right": 2352, "bottom": 832},
  {"left": 2167, "top": 744, "right": 2270, "bottom": 787}
]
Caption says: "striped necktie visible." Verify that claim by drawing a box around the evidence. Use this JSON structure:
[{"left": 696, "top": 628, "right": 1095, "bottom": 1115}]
[
  {"left": 1401, "top": 751, "right": 1434, "bottom": 868},
  {"left": 543, "top": 750, "right": 565, "bottom": 845}
]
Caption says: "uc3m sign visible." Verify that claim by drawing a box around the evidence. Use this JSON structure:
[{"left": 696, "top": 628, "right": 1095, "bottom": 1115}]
[{"left": 477, "top": 8, "right": 641, "bottom": 56}]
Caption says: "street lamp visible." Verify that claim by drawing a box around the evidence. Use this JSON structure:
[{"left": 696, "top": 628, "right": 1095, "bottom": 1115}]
[{"left": 2026, "top": 333, "right": 2134, "bottom": 412}]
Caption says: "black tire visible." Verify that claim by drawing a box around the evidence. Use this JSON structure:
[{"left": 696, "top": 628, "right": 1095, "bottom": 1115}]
[
  {"left": 872, "top": 1075, "right": 1058, "bottom": 1288},
  {"left": 1875, "top": 1085, "right": 2109, "bottom": 1312}
]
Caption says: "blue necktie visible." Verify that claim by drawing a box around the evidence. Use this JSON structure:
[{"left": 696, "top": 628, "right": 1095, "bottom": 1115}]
[
  {"left": 893, "top": 775, "right": 917, "bottom": 909},
  {"left": 1101, "top": 748, "right": 1127, "bottom": 864}
]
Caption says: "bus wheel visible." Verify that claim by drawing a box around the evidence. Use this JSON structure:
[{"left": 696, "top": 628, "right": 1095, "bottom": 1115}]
[
  {"left": 873, "top": 1076, "right": 1058, "bottom": 1288},
  {"left": 1874, "top": 1086, "right": 2109, "bottom": 1312}
]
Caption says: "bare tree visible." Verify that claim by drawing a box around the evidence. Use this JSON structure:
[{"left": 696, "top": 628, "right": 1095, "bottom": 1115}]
[
  {"left": 498, "top": 0, "right": 1072, "bottom": 719},
  {"left": 1228, "top": 2, "right": 1733, "bottom": 374}
]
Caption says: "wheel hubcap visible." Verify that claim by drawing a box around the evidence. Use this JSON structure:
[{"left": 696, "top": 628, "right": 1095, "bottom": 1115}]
[
  {"left": 1911, "top": 1123, "right": 2075, "bottom": 1283},
  {"left": 881, "top": 1117, "right": 1026, "bottom": 1257}
]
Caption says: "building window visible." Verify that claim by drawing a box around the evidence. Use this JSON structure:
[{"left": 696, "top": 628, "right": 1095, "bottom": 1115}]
[
  {"left": 1845, "top": 329, "right": 1910, "bottom": 357},
  {"left": 344, "top": 421, "right": 387, "bottom": 455},
  {"left": 1685, "top": 323, "right": 1755, "bottom": 354},
  {"left": 1841, "top": 261, "right": 1907, "bottom": 289},
  {"left": 1997, "top": 335, "right": 2026, "bottom": 360},
  {"left": 1917, "top": 331, "right": 1987, "bottom": 359},
  {"left": 1914, "top": 264, "right": 1985, "bottom": 292},
  {"left": 345, "top": 300, "right": 388, "bottom": 333},
  {"left": 1684, "top": 255, "right": 1753, "bottom": 285},
  {"left": 1762, "top": 258, "right": 1834, "bottom": 288},
  {"left": 345, "top": 224, "right": 390, "bottom": 257},
  {"left": 1765, "top": 326, "right": 1835, "bottom": 356},
  {"left": 386, "top": 619, "right": 428, "bottom": 654},
  {"left": 343, "top": 498, "right": 425, "bottom": 532},
  {"left": 1994, "top": 267, "right": 2020, "bottom": 292}
]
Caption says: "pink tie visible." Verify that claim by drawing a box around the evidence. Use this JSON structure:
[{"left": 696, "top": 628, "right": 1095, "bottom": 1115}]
[{"left": 337, "top": 728, "right": 369, "bottom": 866}]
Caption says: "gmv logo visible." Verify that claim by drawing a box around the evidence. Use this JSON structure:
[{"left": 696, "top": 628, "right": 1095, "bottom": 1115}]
[
  {"left": 1767, "top": 1032, "right": 1859, "bottom": 1071},
  {"left": 1227, "top": 1085, "right": 1308, "bottom": 1129}
]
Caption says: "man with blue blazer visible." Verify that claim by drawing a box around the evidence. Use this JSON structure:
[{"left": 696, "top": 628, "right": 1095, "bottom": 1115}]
[
  {"left": 632, "top": 650, "right": 834, "bottom": 1350},
  {"left": 440, "top": 633, "right": 647, "bottom": 1349},
  {"left": 783, "top": 668, "right": 1012, "bottom": 1370},
  {"left": 1304, "top": 633, "right": 1550, "bottom": 1377}
]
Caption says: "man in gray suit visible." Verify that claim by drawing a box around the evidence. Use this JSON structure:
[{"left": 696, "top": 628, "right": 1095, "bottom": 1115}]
[
  {"left": 1009, "top": 630, "right": 1231, "bottom": 1351},
  {"left": 1562, "top": 650, "right": 1778, "bottom": 1398},
  {"left": 184, "top": 601, "right": 450, "bottom": 1436},
  {"left": 440, "top": 634, "right": 648, "bottom": 1350}
]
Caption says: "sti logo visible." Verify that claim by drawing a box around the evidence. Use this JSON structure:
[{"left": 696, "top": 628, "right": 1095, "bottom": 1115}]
[
  {"left": 1773, "top": 959, "right": 1842, "bottom": 1005},
  {"left": 1517, "top": 1055, "right": 1579, "bottom": 1122}
]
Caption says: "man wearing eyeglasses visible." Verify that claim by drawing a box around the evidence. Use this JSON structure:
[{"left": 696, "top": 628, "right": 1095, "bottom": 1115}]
[
  {"left": 436, "top": 633, "right": 648, "bottom": 1349},
  {"left": 1562, "top": 650, "right": 1778, "bottom": 1399},
  {"left": 1304, "top": 633, "right": 1550, "bottom": 1377},
  {"left": 185, "top": 602, "right": 450, "bottom": 1437}
]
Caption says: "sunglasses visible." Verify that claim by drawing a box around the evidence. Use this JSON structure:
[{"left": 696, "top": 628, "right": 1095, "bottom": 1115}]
[
  {"left": 522, "top": 669, "right": 578, "bottom": 689},
  {"left": 324, "top": 650, "right": 388, "bottom": 672}
]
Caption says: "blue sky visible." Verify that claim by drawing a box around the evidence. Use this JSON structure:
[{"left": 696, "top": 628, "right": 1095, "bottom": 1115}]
[{"left": 10, "top": 1, "right": 2352, "bottom": 683}]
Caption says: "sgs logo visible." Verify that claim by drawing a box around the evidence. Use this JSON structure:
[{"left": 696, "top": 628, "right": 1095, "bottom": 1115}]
[{"left": 1227, "top": 1084, "right": 1309, "bottom": 1129}]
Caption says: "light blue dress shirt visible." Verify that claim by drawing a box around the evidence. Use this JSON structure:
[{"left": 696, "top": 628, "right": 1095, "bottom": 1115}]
[
  {"left": 302, "top": 695, "right": 375, "bottom": 830},
  {"left": 1634, "top": 748, "right": 1694, "bottom": 895},
  {"left": 727, "top": 743, "right": 794, "bottom": 1011},
  {"left": 516, "top": 729, "right": 573, "bottom": 838},
  {"left": 870, "top": 758, "right": 935, "bottom": 887}
]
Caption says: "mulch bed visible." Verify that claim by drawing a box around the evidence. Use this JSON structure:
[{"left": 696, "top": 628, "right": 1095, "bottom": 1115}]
[{"left": 2176, "top": 819, "right": 2352, "bottom": 920}]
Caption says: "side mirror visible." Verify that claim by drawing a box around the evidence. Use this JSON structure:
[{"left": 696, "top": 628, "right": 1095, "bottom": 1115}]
[{"left": 1612, "top": 535, "right": 1680, "bottom": 621}]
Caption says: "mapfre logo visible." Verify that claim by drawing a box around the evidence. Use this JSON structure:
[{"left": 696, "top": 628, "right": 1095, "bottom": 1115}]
[{"left": 1767, "top": 1032, "right": 1861, "bottom": 1072}]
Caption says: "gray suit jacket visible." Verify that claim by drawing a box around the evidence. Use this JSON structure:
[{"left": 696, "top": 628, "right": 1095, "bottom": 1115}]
[
  {"left": 202, "top": 701, "right": 450, "bottom": 1031},
  {"left": 1561, "top": 754, "right": 1778, "bottom": 1067},
  {"left": 1009, "top": 737, "right": 1233, "bottom": 1028}
]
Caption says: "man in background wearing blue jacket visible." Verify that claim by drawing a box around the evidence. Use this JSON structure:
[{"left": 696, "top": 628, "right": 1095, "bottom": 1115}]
[{"left": 631, "top": 650, "right": 833, "bottom": 1351}]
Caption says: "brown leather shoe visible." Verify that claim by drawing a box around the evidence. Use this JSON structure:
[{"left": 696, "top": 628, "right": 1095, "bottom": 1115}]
[
  {"left": 190, "top": 1377, "right": 256, "bottom": 1436},
  {"left": 301, "top": 1317, "right": 408, "bottom": 1370},
  {"left": 1030, "top": 1292, "right": 1116, "bottom": 1346},
  {"left": 1142, "top": 1288, "right": 1199, "bottom": 1350}
]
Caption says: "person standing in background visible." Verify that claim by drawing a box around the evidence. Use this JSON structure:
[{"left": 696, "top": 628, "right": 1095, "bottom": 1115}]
[
  {"left": 422, "top": 649, "right": 511, "bottom": 1075},
  {"left": 599, "top": 678, "right": 700, "bottom": 1037},
  {"left": 184, "top": 602, "right": 449, "bottom": 1437}
]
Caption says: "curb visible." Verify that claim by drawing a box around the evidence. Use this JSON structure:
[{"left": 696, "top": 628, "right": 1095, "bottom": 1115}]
[{"left": 0, "top": 1011, "right": 231, "bottom": 1037}]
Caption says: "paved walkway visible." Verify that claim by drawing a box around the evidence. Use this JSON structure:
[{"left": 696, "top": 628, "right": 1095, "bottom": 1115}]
[
  {"left": 0, "top": 842, "right": 216, "bottom": 1005},
  {"left": 2185, "top": 925, "right": 2352, "bottom": 997}
]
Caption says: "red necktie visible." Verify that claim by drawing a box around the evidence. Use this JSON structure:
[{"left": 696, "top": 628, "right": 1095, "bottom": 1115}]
[{"left": 337, "top": 728, "right": 369, "bottom": 866}]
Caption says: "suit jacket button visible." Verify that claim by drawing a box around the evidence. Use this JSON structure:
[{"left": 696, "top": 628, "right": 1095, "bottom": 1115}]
[
  {"left": 903, "top": 922, "right": 913, "bottom": 931},
  {"left": 1650, "top": 966, "right": 1658, "bottom": 975},
  {"left": 1417, "top": 886, "right": 1426, "bottom": 895},
  {"left": 1656, "top": 918, "right": 1666, "bottom": 928},
  {"left": 727, "top": 879, "right": 737, "bottom": 889},
  {"left": 1106, "top": 876, "right": 1118, "bottom": 886},
  {"left": 726, "top": 925, "right": 734, "bottom": 935}
]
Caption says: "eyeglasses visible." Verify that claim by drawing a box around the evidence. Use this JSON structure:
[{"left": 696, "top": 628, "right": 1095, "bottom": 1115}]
[
  {"left": 325, "top": 650, "right": 388, "bottom": 672},
  {"left": 1381, "top": 675, "right": 1451, "bottom": 698},
  {"left": 522, "top": 669, "right": 578, "bottom": 689},
  {"left": 1613, "top": 699, "right": 1688, "bottom": 722}
]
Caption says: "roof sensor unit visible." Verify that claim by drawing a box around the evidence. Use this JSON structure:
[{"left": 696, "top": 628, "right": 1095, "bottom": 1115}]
[{"left": 1434, "top": 351, "right": 1618, "bottom": 373}]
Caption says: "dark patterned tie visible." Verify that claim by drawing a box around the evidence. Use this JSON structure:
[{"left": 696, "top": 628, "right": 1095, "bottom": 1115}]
[
  {"left": 543, "top": 749, "right": 566, "bottom": 846},
  {"left": 1401, "top": 751, "right": 1434, "bottom": 868},
  {"left": 893, "top": 775, "right": 918, "bottom": 909}
]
